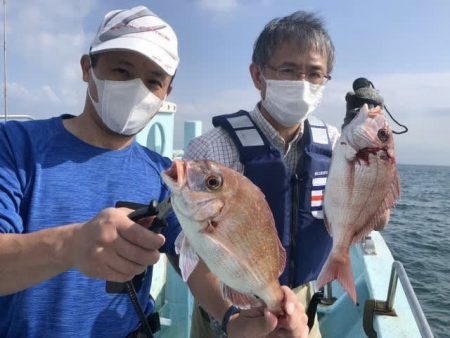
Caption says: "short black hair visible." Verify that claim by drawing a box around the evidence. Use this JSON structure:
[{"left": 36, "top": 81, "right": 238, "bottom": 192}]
[{"left": 252, "top": 11, "right": 335, "bottom": 74}]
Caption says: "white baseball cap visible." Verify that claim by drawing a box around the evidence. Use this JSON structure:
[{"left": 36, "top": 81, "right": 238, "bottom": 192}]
[{"left": 90, "top": 6, "right": 179, "bottom": 76}]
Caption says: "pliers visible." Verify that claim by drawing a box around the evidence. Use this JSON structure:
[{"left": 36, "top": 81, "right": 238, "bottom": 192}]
[{"left": 116, "top": 197, "right": 172, "bottom": 234}]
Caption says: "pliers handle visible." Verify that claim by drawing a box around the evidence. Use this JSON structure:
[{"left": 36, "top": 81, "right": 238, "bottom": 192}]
[{"left": 116, "top": 199, "right": 170, "bottom": 234}]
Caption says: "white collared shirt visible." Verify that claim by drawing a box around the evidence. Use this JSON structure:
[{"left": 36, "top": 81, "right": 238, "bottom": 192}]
[{"left": 184, "top": 105, "right": 340, "bottom": 175}]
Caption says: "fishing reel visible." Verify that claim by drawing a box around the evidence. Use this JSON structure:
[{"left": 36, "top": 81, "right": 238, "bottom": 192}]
[{"left": 343, "top": 77, "right": 408, "bottom": 134}]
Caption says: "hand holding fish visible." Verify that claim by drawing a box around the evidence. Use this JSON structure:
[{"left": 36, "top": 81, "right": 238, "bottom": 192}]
[
  {"left": 266, "top": 286, "right": 309, "bottom": 338},
  {"left": 188, "top": 259, "right": 310, "bottom": 338},
  {"left": 226, "top": 287, "right": 309, "bottom": 338},
  {"left": 226, "top": 307, "right": 278, "bottom": 338}
]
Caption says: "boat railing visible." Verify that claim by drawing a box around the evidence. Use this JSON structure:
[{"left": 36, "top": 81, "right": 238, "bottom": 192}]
[
  {"left": 387, "top": 261, "right": 434, "bottom": 338},
  {"left": 364, "top": 260, "right": 434, "bottom": 338},
  {"left": 2, "top": 114, "right": 34, "bottom": 121}
]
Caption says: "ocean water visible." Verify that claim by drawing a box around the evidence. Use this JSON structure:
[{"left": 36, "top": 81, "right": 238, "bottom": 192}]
[{"left": 381, "top": 164, "right": 450, "bottom": 338}]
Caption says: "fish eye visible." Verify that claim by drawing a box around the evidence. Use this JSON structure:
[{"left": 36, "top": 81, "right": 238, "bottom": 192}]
[
  {"left": 205, "top": 174, "right": 223, "bottom": 191},
  {"left": 377, "top": 129, "right": 390, "bottom": 143}
]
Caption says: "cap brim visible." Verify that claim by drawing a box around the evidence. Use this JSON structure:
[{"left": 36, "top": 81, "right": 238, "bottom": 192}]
[{"left": 90, "top": 36, "right": 178, "bottom": 76}]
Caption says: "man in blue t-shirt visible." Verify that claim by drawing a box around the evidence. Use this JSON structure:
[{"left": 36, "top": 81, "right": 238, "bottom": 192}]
[
  {"left": 0, "top": 5, "right": 309, "bottom": 338},
  {"left": 0, "top": 5, "right": 182, "bottom": 338}
]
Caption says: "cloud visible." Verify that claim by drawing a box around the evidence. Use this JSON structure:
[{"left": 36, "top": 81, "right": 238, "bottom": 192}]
[
  {"left": 7, "top": 0, "right": 94, "bottom": 74},
  {"left": 196, "top": 0, "right": 238, "bottom": 13},
  {"left": 6, "top": 82, "right": 58, "bottom": 103},
  {"left": 2, "top": 81, "right": 66, "bottom": 118},
  {"left": 195, "top": 0, "right": 273, "bottom": 13},
  {"left": 2, "top": 0, "right": 96, "bottom": 118},
  {"left": 316, "top": 72, "right": 450, "bottom": 123},
  {"left": 2, "top": 1, "right": 448, "bottom": 166},
  {"left": 369, "top": 73, "right": 450, "bottom": 114},
  {"left": 317, "top": 73, "right": 450, "bottom": 166},
  {"left": 172, "top": 72, "right": 450, "bottom": 166},
  {"left": 177, "top": 87, "right": 257, "bottom": 118},
  {"left": 172, "top": 87, "right": 259, "bottom": 148}
]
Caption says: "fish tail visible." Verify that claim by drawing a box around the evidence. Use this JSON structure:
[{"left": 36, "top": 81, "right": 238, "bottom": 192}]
[{"left": 317, "top": 251, "right": 357, "bottom": 303}]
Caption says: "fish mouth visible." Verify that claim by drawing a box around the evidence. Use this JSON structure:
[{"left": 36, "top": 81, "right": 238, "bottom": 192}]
[
  {"left": 161, "top": 159, "right": 187, "bottom": 190},
  {"left": 367, "top": 105, "right": 382, "bottom": 118}
]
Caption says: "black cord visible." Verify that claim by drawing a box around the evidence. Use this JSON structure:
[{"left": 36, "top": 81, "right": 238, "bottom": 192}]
[
  {"left": 368, "top": 80, "right": 408, "bottom": 135},
  {"left": 384, "top": 104, "right": 408, "bottom": 134},
  {"left": 111, "top": 199, "right": 169, "bottom": 338},
  {"left": 126, "top": 281, "right": 154, "bottom": 338}
]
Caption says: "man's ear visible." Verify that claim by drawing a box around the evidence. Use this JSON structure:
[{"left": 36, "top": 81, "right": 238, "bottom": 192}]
[
  {"left": 80, "top": 55, "right": 91, "bottom": 82},
  {"left": 249, "top": 63, "right": 264, "bottom": 91}
]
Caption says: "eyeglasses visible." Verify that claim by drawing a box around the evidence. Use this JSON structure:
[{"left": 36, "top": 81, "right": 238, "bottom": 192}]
[{"left": 264, "top": 64, "right": 331, "bottom": 85}]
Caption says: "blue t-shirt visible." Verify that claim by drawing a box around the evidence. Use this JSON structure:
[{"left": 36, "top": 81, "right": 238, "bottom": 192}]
[{"left": 0, "top": 115, "right": 181, "bottom": 337}]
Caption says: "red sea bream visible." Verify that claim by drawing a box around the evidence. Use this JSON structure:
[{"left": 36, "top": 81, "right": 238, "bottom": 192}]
[
  {"left": 161, "top": 159, "right": 286, "bottom": 312},
  {"left": 316, "top": 104, "right": 400, "bottom": 303}
]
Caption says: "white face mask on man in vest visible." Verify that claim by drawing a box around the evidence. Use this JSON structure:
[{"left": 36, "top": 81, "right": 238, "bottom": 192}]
[
  {"left": 88, "top": 68, "right": 164, "bottom": 136},
  {"left": 261, "top": 76, "right": 325, "bottom": 127}
]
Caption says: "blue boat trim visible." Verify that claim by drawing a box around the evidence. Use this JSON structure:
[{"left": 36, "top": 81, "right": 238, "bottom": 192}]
[{"left": 317, "top": 231, "right": 433, "bottom": 338}]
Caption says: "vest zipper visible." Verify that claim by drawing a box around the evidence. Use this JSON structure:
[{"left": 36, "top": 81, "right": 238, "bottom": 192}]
[{"left": 289, "top": 173, "right": 300, "bottom": 287}]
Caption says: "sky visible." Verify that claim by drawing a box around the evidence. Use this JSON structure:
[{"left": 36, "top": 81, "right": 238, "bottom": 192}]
[{"left": 1, "top": 0, "right": 450, "bottom": 166}]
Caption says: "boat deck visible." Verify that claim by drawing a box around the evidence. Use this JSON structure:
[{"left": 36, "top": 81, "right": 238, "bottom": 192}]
[
  {"left": 318, "top": 231, "right": 426, "bottom": 338},
  {"left": 151, "top": 231, "right": 431, "bottom": 337}
]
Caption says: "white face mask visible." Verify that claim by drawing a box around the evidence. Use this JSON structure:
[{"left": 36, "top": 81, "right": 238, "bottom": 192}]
[
  {"left": 261, "top": 78, "right": 325, "bottom": 127},
  {"left": 88, "top": 69, "right": 164, "bottom": 135}
]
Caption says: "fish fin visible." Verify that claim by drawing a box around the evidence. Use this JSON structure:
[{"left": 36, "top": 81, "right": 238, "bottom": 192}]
[
  {"left": 351, "top": 171, "right": 401, "bottom": 243},
  {"left": 351, "top": 219, "right": 378, "bottom": 244},
  {"left": 175, "top": 231, "right": 199, "bottom": 282},
  {"left": 316, "top": 251, "right": 357, "bottom": 304},
  {"left": 374, "top": 170, "right": 400, "bottom": 220},
  {"left": 384, "top": 171, "right": 401, "bottom": 208},
  {"left": 277, "top": 238, "right": 287, "bottom": 276},
  {"left": 222, "top": 283, "right": 262, "bottom": 309},
  {"left": 374, "top": 209, "right": 390, "bottom": 231}
]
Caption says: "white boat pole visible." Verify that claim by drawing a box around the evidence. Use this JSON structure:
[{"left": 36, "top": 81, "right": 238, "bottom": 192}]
[
  {"left": 2, "top": 0, "right": 6, "bottom": 121},
  {"left": 389, "top": 261, "right": 434, "bottom": 338}
]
